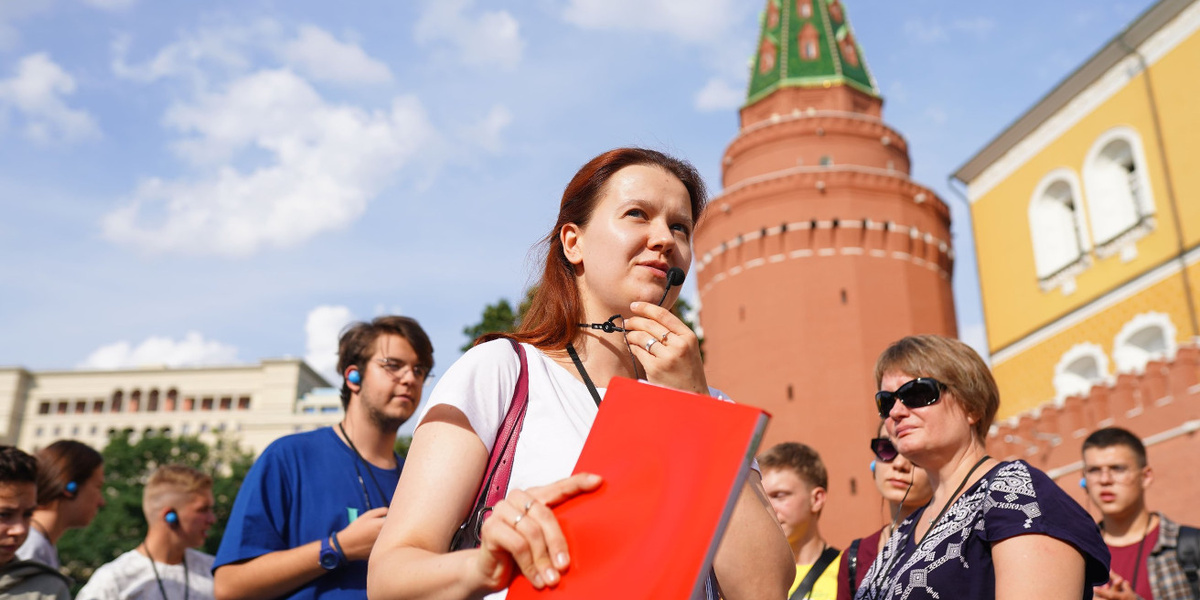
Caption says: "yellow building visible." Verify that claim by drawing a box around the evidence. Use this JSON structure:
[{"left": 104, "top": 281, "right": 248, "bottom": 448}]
[{"left": 954, "top": 0, "right": 1200, "bottom": 419}]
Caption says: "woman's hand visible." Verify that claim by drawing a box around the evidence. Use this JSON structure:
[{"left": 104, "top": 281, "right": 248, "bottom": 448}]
[
  {"left": 624, "top": 301, "right": 708, "bottom": 395},
  {"left": 473, "top": 473, "right": 603, "bottom": 591}
]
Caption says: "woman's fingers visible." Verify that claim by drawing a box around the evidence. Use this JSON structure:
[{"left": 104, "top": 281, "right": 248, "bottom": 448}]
[{"left": 477, "top": 474, "right": 602, "bottom": 589}]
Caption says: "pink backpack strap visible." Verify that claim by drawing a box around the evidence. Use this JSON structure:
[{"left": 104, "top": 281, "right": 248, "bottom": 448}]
[{"left": 450, "top": 338, "right": 529, "bottom": 550}]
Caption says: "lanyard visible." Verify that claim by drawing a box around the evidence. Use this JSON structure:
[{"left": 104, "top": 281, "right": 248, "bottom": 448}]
[
  {"left": 565, "top": 343, "right": 603, "bottom": 408},
  {"left": 143, "top": 544, "right": 188, "bottom": 600},
  {"left": 338, "top": 423, "right": 400, "bottom": 509}
]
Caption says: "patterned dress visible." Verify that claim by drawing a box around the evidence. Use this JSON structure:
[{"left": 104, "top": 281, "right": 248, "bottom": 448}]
[{"left": 855, "top": 460, "right": 1110, "bottom": 600}]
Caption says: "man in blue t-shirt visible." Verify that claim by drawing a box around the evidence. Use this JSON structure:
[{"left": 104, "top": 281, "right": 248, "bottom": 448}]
[{"left": 213, "top": 316, "right": 434, "bottom": 600}]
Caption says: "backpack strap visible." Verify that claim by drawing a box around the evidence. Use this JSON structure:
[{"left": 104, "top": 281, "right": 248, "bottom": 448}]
[
  {"left": 450, "top": 339, "right": 530, "bottom": 550},
  {"left": 790, "top": 546, "right": 840, "bottom": 600},
  {"left": 846, "top": 538, "right": 862, "bottom": 595},
  {"left": 1177, "top": 525, "right": 1200, "bottom": 599}
]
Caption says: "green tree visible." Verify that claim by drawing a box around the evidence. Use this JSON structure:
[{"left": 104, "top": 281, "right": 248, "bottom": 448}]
[
  {"left": 461, "top": 287, "right": 538, "bottom": 351},
  {"left": 57, "top": 430, "right": 254, "bottom": 592},
  {"left": 460, "top": 298, "right": 517, "bottom": 352}
]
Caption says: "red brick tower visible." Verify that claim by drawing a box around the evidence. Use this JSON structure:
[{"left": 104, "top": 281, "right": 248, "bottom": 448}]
[{"left": 694, "top": 0, "right": 957, "bottom": 544}]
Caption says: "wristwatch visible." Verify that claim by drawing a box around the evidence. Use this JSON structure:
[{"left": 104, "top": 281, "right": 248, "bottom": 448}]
[{"left": 319, "top": 535, "right": 342, "bottom": 570}]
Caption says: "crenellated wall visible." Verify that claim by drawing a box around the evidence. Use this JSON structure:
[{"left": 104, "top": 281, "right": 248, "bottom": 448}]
[{"left": 987, "top": 344, "right": 1200, "bottom": 523}]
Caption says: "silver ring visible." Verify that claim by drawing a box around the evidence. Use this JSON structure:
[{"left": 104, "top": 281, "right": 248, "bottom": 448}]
[
  {"left": 645, "top": 338, "right": 657, "bottom": 352},
  {"left": 660, "top": 331, "right": 670, "bottom": 343},
  {"left": 513, "top": 513, "right": 524, "bottom": 527},
  {"left": 523, "top": 499, "right": 534, "bottom": 514}
]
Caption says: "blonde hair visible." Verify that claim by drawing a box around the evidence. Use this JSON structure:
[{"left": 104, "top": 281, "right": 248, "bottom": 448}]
[
  {"left": 874, "top": 335, "right": 999, "bottom": 442},
  {"left": 142, "top": 464, "right": 212, "bottom": 521}
]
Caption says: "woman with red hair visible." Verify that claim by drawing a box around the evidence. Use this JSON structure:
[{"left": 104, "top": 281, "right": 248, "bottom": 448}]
[{"left": 369, "top": 148, "right": 793, "bottom": 599}]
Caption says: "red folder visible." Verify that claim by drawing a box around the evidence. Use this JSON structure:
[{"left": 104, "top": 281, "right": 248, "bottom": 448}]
[{"left": 506, "top": 377, "right": 770, "bottom": 599}]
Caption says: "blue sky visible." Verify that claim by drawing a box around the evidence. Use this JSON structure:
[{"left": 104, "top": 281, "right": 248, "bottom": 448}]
[{"left": 0, "top": 0, "right": 1157, "bottom": 400}]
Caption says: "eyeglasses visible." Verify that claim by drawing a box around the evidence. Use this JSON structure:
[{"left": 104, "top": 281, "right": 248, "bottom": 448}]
[
  {"left": 870, "top": 437, "right": 899, "bottom": 462},
  {"left": 375, "top": 358, "right": 429, "bottom": 380},
  {"left": 875, "top": 377, "right": 944, "bottom": 418},
  {"left": 1083, "top": 464, "right": 1141, "bottom": 483}
]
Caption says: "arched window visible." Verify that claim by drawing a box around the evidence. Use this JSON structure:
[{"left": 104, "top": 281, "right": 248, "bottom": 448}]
[
  {"left": 1029, "top": 169, "right": 1089, "bottom": 289},
  {"left": 1113, "top": 312, "right": 1176, "bottom": 373},
  {"left": 1083, "top": 127, "right": 1155, "bottom": 255},
  {"left": 1052, "top": 343, "right": 1110, "bottom": 404}
]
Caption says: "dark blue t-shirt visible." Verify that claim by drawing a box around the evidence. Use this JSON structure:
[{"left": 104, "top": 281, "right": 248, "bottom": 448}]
[
  {"left": 214, "top": 427, "right": 401, "bottom": 599},
  {"left": 855, "top": 460, "right": 1110, "bottom": 600}
]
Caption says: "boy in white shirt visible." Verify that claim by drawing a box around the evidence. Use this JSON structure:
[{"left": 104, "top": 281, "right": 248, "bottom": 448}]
[{"left": 78, "top": 465, "right": 217, "bottom": 600}]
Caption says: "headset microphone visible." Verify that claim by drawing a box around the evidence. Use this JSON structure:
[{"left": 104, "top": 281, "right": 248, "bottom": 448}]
[{"left": 656, "top": 267, "right": 687, "bottom": 307}]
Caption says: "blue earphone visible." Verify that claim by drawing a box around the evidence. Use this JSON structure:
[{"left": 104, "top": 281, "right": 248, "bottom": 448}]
[
  {"left": 165, "top": 509, "right": 179, "bottom": 525},
  {"left": 64, "top": 481, "right": 78, "bottom": 497},
  {"left": 347, "top": 369, "right": 362, "bottom": 385},
  {"left": 1079, "top": 477, "right": 1087, "bottom": 489},
  {"left": 869, "top": 460, "right": 877, "bottom": 473}
]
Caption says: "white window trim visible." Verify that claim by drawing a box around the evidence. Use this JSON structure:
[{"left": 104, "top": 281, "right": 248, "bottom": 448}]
[
  {"left": 1029, "top": 168, "right": 1091, "bottom": 292},
  {"left": 1052, "top": 342, "right": 1111, "bottom": 405},
  {"left": 1112, "top": 311, "right": 1177, "bottom": 374},
  {"left": 1082, "top": 126, "right": 1156, "bottom": 258}
]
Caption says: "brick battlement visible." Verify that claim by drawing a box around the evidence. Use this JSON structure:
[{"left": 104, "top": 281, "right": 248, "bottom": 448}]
[{"left": 986, "top": 344, "right": 1200, "bottom": 472}]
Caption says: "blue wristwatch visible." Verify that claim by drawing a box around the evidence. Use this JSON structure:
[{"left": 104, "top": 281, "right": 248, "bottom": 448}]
[{"left": 319, "top": 535, "right": 342, "bottom": 571}]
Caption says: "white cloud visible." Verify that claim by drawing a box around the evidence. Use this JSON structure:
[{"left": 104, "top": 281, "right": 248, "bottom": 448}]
[
  {"left": 80, "top": 0, "right": 136, "bottom": 11},
  {"left": 904, "top": 16, "right": 996, "bottom": 45},
  {"left": 414, "top": 0, "right": 524, "bottom": 69},
  {"left": 0, "top": 53, "right": 100, "bottom": 144},
  {"left": 280, "top": 25, "right": 392, "bottom": 85},
  {"left": 0, "top": 0, "right": 53, "bottom": 50},
  {"left": 305, "top": 305, "right": 356, "bottom": 382},
  {"left": 111, "top": 24, "right": 267, "bottom": 84},
  {"left": 903, "top": 19, "right": 948, "bottom": 44},
  {"left": 924, "top": 106, "right": 948, "bottom": 125},
  {"left": 79, "top": 331, "right": 239, "bottom": 369},
  {"left": 694, "top": 77, "right": 743, "bottom": 112},
  {"left": 464, "top": 105, "right": 512, "bottom": 154},
  {"left": 952, "top": 17, "right": 997, "bottom": 38},
  {"left": 102, "top": 69, "right": 440, "bottom": 256},
  {"left": 562, "top": 0, "right": 739, "bottom": 42}
]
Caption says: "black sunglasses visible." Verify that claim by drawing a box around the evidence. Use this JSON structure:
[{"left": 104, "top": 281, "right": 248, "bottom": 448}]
[
  {"left": 875, "top": 377, "right": 944, "bottom": 418},
  {"left": 870, "top": 437, "right": 898, "bottom": 462}
]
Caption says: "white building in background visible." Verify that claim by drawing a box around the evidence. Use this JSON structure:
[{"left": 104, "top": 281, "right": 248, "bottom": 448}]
[{"left": 0, "top": 358, "right": 343, "bottom": 456}]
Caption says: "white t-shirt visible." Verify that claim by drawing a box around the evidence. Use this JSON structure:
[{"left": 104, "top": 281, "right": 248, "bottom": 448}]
[
  {"left": 76, "top": 548, "right": 214, "bottom": 600},
  {"left": 15, "top": 527, "right": 59, "bottom": 569}
]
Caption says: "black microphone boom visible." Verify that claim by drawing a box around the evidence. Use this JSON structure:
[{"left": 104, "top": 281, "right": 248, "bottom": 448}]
[{"left": 657, "top": 267, "right": 687, "bottom": 307}]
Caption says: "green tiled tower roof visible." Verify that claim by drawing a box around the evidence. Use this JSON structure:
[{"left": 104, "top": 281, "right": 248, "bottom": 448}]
[{"left": 747, "top": 0, "right": 879, "bottom": 105}]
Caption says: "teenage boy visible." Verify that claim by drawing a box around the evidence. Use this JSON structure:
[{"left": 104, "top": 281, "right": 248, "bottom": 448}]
[
  {"left": 214, "top": 316, "right": 434, "bottom": 600},
  {"left": 78, "top": 464, "right": 217, "bottom": 599},
  {"left": 0, "top": 445, "right": 70, "bottom": 600},
  {"left": 759, "top": 442, "right": 842, "bottom": 600},
  {"left": 1083, "top": 427, "right": 1199, "bottom": 600}
]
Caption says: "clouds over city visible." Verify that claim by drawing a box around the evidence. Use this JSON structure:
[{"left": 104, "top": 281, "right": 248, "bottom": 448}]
[
  {"left": 79, "top": 331, "right": 239, "bottom": 369},
  {"left": 563, "top": 0, "right": 740, "bottom": 42},
  {"left": 0, "top": 53, "right": 100, "bottom": 144},
  {"left": 102, "top": 22, "right": 444, "bottom": 257},
  {"left": 304, "top": 305, "right": 356, "bottom": 383},
  {"left": 414, "top": 0, "right": 524, "bottom": 69},
  {"left": 903, "top": 15, "right": 997, "bottom": 44}
]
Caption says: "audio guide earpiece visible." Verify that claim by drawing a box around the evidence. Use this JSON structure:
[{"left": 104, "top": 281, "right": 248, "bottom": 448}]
[
  {"left": 64, "top": 481, "right": 78, "bottom": 497},
  {"left": 347, "top": 369, "right": 362, "bottom": 385},
  {"left": 1079, "top": 477, "right": 1087, "bottom": 489},
  {"left": 165, "top": 509, "right": 179, "bottom": 526},
  {"left": 870, "top": 460, "right": 877, "bottom": 473}
]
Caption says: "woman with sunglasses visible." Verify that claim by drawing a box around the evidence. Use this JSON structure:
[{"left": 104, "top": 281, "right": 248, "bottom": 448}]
[
  {"left": 367, "top": 148, "right": 794, "bottom": 600},
  {"left": 835, "top": 423, "right": 931, "bottom": 600},
  {"left": 855, "top": 335, "right": 1109, "bottom": 600}
]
